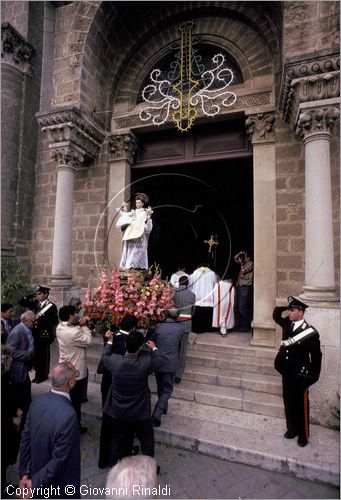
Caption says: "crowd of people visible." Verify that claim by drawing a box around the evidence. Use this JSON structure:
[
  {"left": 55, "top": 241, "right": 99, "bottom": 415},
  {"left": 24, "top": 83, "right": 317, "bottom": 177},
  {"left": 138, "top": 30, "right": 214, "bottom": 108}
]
[{"left": 1, "top": 257, "right": 322, "bottom": 498}]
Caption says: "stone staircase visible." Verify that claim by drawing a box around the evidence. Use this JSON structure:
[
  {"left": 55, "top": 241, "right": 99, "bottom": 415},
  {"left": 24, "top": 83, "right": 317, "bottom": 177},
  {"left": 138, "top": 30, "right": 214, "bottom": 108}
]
[
  {"left": 87, "top": 332, "right": 284, "bottom": 420},
  {"left": 42, "top": 332, "right": 339, "bottom": 486}
]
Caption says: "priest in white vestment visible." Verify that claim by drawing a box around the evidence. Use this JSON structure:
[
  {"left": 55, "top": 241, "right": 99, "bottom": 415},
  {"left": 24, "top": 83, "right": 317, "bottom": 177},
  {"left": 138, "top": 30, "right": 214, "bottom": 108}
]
[
  {"left": 212, "top": 279, "right": 235, "bottom": 335},
  {"left": 116, "top": 193, "right": 153, "bottom": 270},
  {"left": 189, "top": 266, "right": 218, "bottom": 333}
]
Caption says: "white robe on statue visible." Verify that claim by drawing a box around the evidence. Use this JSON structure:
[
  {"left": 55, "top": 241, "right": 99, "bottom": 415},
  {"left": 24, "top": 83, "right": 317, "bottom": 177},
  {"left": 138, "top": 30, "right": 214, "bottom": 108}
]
[
  {"left": 212, "top": 280, "right": 235, "bottom": 334},
  {"left": 189, "top": 267, "right": 218, "bottom": 307},
  {"left": 116, "top": 208, "right": 152, "bottom": 269}
]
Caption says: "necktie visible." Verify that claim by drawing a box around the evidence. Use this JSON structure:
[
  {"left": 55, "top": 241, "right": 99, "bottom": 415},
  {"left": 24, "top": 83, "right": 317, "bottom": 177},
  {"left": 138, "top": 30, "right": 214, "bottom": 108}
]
[{"left": 290, "top": 322, "right": 295, "bottom": 334}]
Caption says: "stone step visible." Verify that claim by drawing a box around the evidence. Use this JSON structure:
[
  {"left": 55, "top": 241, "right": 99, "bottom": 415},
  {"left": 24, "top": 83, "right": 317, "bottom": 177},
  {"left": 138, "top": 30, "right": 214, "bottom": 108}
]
[
  {"left": 87, "top": 366, "right": 283, "bottom": 418},
  {"left": 82, "top": 382, "right": 339, "bottom": 487},
  {"left": 186, "top": 350, "right": 277, "bottom": 375},
  {"left": 190, "top": 332, "right": 277, "bottom": 359}
]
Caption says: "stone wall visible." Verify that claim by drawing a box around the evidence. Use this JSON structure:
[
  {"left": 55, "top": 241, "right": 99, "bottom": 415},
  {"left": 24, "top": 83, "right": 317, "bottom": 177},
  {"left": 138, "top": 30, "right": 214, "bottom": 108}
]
[
  {"left": 1, "top": 1, "right": 29, "bottom": 39},
  {"left": 31, "top": 132, "right": 108, "bottom": 287},
  {"left": 283, "top": 1, "right": 339, "bottom": 57},
  {"left": 1, "top": 2, "right": 44, "bottom": 278}
]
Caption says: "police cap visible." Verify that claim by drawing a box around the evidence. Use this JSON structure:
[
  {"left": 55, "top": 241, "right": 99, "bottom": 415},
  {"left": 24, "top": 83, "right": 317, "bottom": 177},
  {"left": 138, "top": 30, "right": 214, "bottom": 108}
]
[
  {"left": 35, "top": 285, "right": 51, "bottom": 295},
  {"left": 287, "top": 296, "right": 308, "bottom": 311}
]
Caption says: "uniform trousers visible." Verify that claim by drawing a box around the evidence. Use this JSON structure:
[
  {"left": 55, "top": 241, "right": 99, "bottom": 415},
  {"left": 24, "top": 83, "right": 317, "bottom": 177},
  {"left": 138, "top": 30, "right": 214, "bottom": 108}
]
[
  {"left": 282, "top": 376, "right": 310, "bottom": 440},
  {"left": 153, "top": 372, "right": 176, "bottom": 420},
  {"left": 109, "top": 418, "right": 154, "bottom": 467}
]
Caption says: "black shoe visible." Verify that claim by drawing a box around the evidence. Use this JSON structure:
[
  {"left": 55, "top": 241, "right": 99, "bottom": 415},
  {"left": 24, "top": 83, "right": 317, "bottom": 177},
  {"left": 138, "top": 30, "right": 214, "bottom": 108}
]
[
  {"left": 238, "top": 327, "right": 250, "bottom": 333},
  {"left": 152, "top": 417, "right": 161, "bottom": 427},
  {"left": 175, "top": 377, "right": 181, "bottom": 384},
  {"left": 131, "top": 445, "right": 140, "bottom": 456},
  {"left": 163, "top": 409, "right": 167, "bottom": 415},
  {"left": 80, "top": 426, "right": 88, "bottom": 434},
  {"left": 81, "top": 398, "right": 89, "bottom": 403},
  {"left": 284, "top": 430, "right": 297, "bottom": 439},
  {"left": 297, "top": 436, "right": 308, "bottom": 447}
]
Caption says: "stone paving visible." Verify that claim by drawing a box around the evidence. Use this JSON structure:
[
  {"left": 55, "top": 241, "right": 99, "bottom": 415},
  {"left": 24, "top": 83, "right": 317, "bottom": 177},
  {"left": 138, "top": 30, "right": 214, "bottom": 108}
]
[{"left": 6, "top": 411, "right": 339, "bottom": 500}]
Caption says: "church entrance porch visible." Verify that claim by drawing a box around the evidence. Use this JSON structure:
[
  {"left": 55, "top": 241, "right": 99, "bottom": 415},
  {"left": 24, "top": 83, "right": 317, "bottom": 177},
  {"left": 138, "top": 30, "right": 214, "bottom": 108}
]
[{"left": 131, "top": 157, "right": 253, "bottom": 282}]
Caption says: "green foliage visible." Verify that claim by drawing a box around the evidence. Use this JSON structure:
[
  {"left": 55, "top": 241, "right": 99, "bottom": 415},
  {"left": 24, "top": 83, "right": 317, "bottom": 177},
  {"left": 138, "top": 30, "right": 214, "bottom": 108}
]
[{"left": 1, "top": 258, "right": 33, "bottom": 313}]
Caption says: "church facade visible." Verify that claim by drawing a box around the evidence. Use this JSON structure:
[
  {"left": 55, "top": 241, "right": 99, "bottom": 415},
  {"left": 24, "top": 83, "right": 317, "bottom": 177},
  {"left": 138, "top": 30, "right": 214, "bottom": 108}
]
[{"left": 1, "top": 1, "right": 340, "bottom": 427}]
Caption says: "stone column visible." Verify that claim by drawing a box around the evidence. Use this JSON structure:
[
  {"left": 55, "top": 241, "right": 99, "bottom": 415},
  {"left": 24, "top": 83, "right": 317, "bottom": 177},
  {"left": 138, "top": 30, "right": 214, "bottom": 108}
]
[
  {"left": 1, "top": 23, "right": 34, "bottom": 255},
  {"left": 37, "top": 108, "right": 104, "bottom": 290},
  {"left": 245, "top": 112, "right": 277, "bottom": 347},
  {"left": 50, "top": 148, "right": 83, "bottom": 284},
  {"left": 107, "top": 133, "right": 138, "bottom": 269},
  {"left": 296, "top": 103, "right": 340, "bottom": 302}
]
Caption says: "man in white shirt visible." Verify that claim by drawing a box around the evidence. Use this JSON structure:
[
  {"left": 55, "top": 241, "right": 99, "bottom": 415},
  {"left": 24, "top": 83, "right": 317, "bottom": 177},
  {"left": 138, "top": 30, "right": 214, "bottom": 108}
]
[{"left": 56, "top": 305, "right": 92, "bottom": 433}]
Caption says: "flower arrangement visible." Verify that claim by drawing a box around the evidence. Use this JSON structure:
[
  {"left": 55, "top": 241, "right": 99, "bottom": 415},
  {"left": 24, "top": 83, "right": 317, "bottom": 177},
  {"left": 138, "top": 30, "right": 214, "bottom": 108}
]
[{"left": 84, "top": 269, "right": 174, "bottom": 330}]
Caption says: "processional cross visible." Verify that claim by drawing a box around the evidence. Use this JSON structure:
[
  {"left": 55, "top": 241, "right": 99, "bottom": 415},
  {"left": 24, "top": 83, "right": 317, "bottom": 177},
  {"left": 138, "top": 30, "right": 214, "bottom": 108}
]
[{"left": 204, "top": 234, "right": 219, "bottom": 268}]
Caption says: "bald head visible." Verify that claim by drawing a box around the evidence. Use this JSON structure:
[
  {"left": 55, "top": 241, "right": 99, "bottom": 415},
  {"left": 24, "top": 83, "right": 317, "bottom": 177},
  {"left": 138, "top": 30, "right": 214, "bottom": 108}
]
[
  {"left": 51, "top": 362, "right": 76, "bottom": 392},
  {"left": 21, "top": 311, "right": 36, "bottom": 329}
]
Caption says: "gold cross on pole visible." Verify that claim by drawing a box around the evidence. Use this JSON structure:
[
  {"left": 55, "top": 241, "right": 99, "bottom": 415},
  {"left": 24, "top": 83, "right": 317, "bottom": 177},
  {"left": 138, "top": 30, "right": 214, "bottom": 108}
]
[{"left": 204, "top": 235, "right": 219, "bottom": 254}]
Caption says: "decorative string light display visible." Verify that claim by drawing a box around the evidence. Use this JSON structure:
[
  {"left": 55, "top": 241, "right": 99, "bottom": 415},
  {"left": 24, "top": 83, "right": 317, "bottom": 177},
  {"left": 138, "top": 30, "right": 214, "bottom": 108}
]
[{"left": 139, "top": 21, "right": 237, "bottom": 132}]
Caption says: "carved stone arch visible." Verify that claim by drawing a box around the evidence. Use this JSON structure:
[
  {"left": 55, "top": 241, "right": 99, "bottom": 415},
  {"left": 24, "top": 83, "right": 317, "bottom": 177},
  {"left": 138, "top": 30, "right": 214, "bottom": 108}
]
[
  {"left": 73, "top": 1, "right": 280, "bottom": 128},
  {"left": 113, "top": 15, "right": 274, "bottom": 110}
]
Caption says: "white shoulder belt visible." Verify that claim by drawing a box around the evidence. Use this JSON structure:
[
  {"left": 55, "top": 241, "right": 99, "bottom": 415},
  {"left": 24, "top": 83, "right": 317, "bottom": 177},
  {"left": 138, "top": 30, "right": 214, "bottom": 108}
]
[
  {"left": 36, "top": 302, "right": 53, "bottom": 319},
  {"left": 281, "top": 327, "right": 315, "bottom": 347}
]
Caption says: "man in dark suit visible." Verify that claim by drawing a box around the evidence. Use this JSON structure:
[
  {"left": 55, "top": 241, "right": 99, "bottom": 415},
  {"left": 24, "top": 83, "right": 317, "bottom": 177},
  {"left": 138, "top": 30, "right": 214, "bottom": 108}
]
[
  {"left": 18, "top": 362, "right": 80, "bottom": 499},
  {"left": 173, "top": 276, "right": 196, "bottom": 383},
  {"left": 151, "top": 308, "right": 185, "bottom": 427},
  {"left": 97, "top": 314, "right": 138, "bottom": 468},
  {"left": 6, "top": 310, "right": 36, "bottom": 429},
  {"left": 273, "top": 296, "right": 322, "bottom": 447},
  {"left": 19, "top": 285, "right": 58, "bottom": 383},
  {"left": 100, "top": 330, "right": 165, "bottom": 466}
]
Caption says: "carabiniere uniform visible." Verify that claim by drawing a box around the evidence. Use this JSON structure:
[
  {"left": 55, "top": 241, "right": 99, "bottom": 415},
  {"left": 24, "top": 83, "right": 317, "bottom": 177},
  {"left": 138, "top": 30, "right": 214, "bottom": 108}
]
[
  {"left": 19, "top": 286, "right": 58, "bottom": 383},
  {"left": 273, "top": 298, "right": 322, "bottom": 445}
]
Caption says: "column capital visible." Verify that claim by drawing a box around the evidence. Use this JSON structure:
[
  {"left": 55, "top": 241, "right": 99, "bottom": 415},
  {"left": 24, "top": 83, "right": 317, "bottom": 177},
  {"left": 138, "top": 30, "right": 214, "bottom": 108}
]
[
  {"left": 296, "top": 105, "right": 340, "bottom": 141},
  {"left": 108, "top": 132, "right": 138, "bottom": 164},
  {"left": 245, "top": 112, "right": 276, "bottom": 144},
  {"left": 37, "top": 107, "right": 105, "bottom": 163},
  {"left": 51, "top": 147, "right": 84, "bottom": 170},
  {"left": 1, "top": 22, "right": 34, "bottom": 74},
  {"left": 279, "top": 51, "right": 340, "bottom": 129}
]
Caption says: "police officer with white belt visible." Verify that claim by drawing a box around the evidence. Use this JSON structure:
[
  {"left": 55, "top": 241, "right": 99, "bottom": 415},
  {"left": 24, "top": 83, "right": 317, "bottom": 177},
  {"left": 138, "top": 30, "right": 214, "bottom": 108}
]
[{"left": 273, "top": 296, "right": 322, "bottom": 447}]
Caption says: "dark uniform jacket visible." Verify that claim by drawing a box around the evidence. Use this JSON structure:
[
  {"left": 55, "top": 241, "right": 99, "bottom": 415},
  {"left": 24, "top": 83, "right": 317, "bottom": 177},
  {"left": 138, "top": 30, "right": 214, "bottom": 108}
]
[
  {"left": 273, "top": 306, "right": 322, "bottom": 387},
  {"left": 19, "top": 296, "right": 58, "bottom": 344},
  {"left": 101, "top": 344, "right": 166, "bottom": 421}
]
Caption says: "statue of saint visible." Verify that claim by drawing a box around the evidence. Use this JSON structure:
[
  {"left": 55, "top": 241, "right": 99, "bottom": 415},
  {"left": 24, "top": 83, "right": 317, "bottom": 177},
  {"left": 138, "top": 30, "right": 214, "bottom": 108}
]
[{"left": 116, "top": 193, "right": 153, "bottom": 270}]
